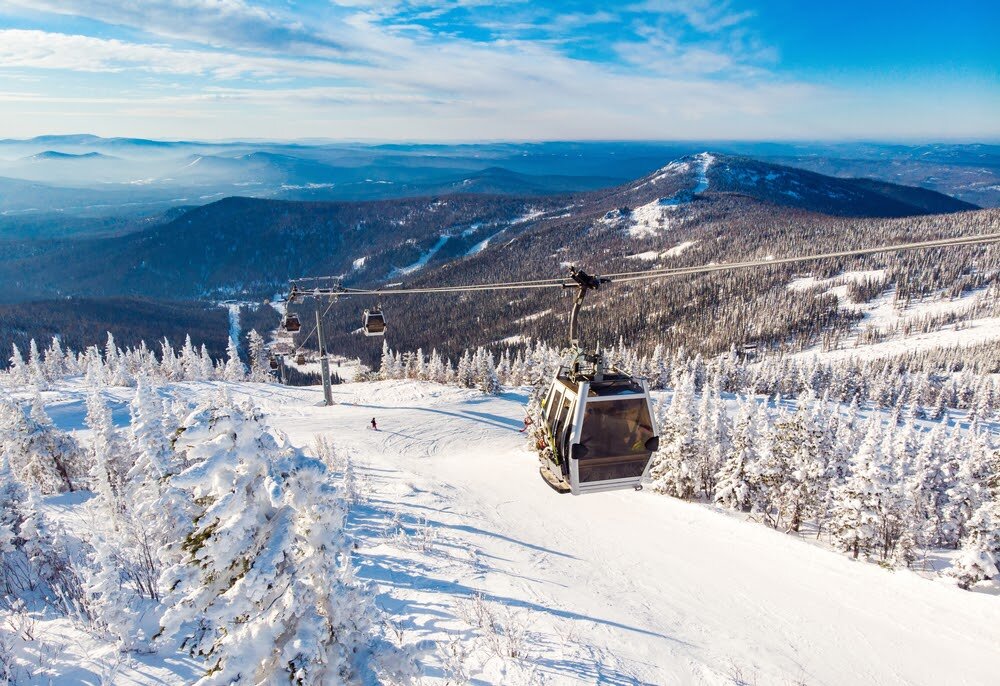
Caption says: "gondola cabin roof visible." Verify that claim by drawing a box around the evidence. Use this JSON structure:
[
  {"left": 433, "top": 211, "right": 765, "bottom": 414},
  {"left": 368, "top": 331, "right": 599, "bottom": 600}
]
[{"left": 552, "top": 370, "right": 646, "bottom": 397}]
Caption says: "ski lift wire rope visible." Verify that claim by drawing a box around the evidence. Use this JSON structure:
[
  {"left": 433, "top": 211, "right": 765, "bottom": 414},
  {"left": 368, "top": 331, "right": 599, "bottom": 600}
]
[{"left": 293, "top": 232, "right": 1000, "bottom": 298}]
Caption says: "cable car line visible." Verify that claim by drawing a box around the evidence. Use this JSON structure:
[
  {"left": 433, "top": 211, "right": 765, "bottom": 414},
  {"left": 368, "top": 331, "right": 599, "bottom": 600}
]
[
  {"left": 291, "top": 232, "right": 1000, "bottom": 298},
  {"left": 602, "top": 232, "right": 1000, "bottom": 282}
]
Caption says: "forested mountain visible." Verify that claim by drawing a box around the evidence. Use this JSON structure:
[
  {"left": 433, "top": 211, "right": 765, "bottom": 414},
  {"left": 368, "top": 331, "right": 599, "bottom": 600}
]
[{"left": 4, "top": 152, "right": 994, "bottom": 370}]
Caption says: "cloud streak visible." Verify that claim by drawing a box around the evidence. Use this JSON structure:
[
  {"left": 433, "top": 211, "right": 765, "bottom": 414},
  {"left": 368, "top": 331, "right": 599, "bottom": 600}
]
[{"left": 0, "top": 0, "right": 993, "bottom": 140}]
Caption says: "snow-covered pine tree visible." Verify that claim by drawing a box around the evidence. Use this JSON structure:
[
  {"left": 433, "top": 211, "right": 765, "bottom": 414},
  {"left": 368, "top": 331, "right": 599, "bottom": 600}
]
[
  {"left": 7, "top": 343, "right": 28, "bottom": 386},
  {"left": 474, "top": 348, "right": 502, "bottom": 395},
  {"left": 198, "top": 344, "right": 215, "bottom": 381},
  {"left": 0, "top": 394, "right": 86, "bottom": 494},
  {"left": 909, "top": 424, "right": 950, "bottom": 549},
  {"left": 649, "top": 372, "right": 698, "bottom": 499},
  {"left": 222, "top": 337, "right": 246, "bottom": 382},
  {"left": 246, "top": 330, "right": 268, "bottom": 382},
  {"left": 180, "top": 335, "right": 201, "bottom": 381},
  {"left": 950, "top": 496, "right": 1000, "bottom": 590},
  {"left": 715, "top": 396, "right": 758, "bottom": 511},
  {"left": 158, "top": 402, "right": 413, "bottom": 685},
  {"left": 118, "top": 376, "right": 189, "bottom": 599},
  {"left": 80, "top": 531, "right": 144, "bottom": 651},
  {"left": 694, "top": 375, "right": 727, "bottom": 499},
  {"left": 28, "top": 339, "right": 47, "bottom": 390},
  {"left": 774, "top": 400, "right": 825, "bottom": 533},
  {"left": 828, "top": 416, "right": 895, "bottom": 559},
  {"left": 456, "top": 350, "right": 475, "bottom": 388},
  {"left": 86, "top": 390, "right": 127, "bottom": 521}
]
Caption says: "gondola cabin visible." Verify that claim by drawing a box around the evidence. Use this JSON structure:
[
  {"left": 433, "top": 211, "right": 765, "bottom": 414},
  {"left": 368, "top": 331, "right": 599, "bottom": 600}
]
[
  {"left": 284, "top": 314, "right": 301, "bottom": 333},
  {"left": 539, "top": 368, "right": 659, "bottom": 495},
  {"left": 363, "top": 309, "right": 386, "bottom": 337},
  {"left": 269, "top": 356, "right": 279, "bottom": 370},
  {"left": 296, "top": 353, "right": 306, "bottom": 365}
]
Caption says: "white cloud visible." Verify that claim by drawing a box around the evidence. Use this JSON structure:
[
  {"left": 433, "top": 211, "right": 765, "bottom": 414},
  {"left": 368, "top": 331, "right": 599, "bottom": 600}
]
[{"left": 4, "top": 0, "right": 345, "bottom": 52}]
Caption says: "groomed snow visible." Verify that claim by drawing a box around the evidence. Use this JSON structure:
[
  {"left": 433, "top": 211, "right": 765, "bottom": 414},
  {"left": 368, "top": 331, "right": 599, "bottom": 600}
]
[
  {"left": 788, "top": 269, "right": 887, "bottom": 292},
  {"left": 21, "top": 379, "right": 1000, "bottom": 685},
  {"left": 393, "top": 234, "right": 450, "bottom": 276},
  {"left": 663, "top": 239, "right": 697, "bottom": 257}
]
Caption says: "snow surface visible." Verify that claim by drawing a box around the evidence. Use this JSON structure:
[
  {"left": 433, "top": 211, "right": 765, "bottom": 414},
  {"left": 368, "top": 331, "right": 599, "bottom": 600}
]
[
  {"left": 20, "top": 379, "right": 1000, "bottom": 685},
  {"left": 627, "top": 199, "right": 682, "bottom": 238},
  {"left": 625, "top": 241, "right": 697, "bottom": 262},
  {"left": 226, "top": 303, "right": 241, "bottom": 349},
  {"left": 466, "top": 210, "right": 544, "bottom": 257},
  {"left": 789, "top": 272, "right": 1000, "bottom": 360},
  {"left": 627, "top": 154, "right": 712, "bottom": 238},
  {"left": 788, "top": 269, "right": 887, "bottom": 292},
  {"left": 625, "top": 250, "right": 660, "bottom": 261},
  {"left": 393, "top": 234, "right": 450, "bottom": 276},
  {"left": 663, "top": 240, "right": 697, "bottom": 257}
]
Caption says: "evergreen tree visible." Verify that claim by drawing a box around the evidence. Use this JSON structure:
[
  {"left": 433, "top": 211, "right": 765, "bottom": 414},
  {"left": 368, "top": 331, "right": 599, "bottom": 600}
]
[
  {"left": 159, "top": 403, "right": 412, "bottom": 685},
  {"left": 829, "top": 417, "right": 887, "bottom": 559},
  {"left": 0, "top": 395, "right": 84, "bottom": 494},
  {"left": 715, "top": 396, "right": 758, "bottom": 511},
  {"left": 8, "top": 343, "right": 28, "bottom": 385},
  {"left": 86, "top": 391, "right": 127, "bottom": 521},
  {"left": 950, "top": 497, "right": 1000, "bottom": 589},
  {"left": 222, "top": 337, "right": 246, "bottom": 382},
  {"left": 246, "top": 330, "right": 268, "bottom": 382},
  {"left": 649, "top": 373, "right": 698, "bottom": 499}
]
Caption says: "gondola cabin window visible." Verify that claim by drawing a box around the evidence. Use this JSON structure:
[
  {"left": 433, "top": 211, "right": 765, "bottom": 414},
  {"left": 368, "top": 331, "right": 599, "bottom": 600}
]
[{"left": 578, "top": 399, "right": 654, "bottom": 458}]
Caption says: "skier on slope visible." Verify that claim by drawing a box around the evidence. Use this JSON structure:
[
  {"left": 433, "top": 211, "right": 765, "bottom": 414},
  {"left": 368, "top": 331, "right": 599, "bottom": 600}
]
[{"left": 370, "top": 417, "right": 378, "bottom": 431}]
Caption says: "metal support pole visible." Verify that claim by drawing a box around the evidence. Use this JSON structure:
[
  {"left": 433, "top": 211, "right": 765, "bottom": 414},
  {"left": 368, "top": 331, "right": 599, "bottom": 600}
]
[
  {"left": 278, "top": 354, "right": 288, "bottom": 385},
  {"left": 316, "top": 305, "right": 333, "bottom": 406}
]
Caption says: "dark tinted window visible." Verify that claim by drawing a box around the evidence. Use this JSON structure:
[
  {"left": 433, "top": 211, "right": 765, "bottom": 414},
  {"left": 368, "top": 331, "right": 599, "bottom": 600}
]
[{"left": 578, "top": 398, "right": 654, "bottom": 458}]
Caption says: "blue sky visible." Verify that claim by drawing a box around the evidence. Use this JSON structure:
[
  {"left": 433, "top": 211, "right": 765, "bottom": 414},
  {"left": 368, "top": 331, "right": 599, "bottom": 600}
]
[{"left": 0, "top": 0, "right": 995, "bottom": 141}]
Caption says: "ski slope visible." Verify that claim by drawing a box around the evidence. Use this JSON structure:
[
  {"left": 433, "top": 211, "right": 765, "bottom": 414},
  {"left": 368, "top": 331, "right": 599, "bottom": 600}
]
[
  {"left": 27, "top": 379, "right": 1000, "bottom": 684},
  {"left": 239, "top": 380, "right": 999, "bottom": 685}
]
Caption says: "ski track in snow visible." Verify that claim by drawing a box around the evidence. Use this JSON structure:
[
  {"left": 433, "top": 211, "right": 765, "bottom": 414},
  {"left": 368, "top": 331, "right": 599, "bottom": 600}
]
[
  {"left": 21, "top": 379, "right": 1000, "bottom": 685},
  {"left": 226, "top": 303, "right": 241, "bottom": 349},
  {"left": 393, "top": 234, "right": 450, "bottom": 276}
]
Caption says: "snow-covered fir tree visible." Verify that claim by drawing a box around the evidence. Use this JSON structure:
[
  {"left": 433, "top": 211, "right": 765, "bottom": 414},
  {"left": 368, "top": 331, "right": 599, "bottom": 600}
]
[
  {"left": 950, "top": 496, "right": 1000, "bottom": 589},
  {"left": 158, "top": 400, "right": 414, "bottom": 685}
]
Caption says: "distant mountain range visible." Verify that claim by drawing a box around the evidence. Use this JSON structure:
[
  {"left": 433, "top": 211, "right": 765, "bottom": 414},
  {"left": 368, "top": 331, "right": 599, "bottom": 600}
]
[
  {"left": 0, "top": 152, "right": 978, "bottom": 304},
  {"left": 0, "top": 137, "right": 996, "bottom": 224}
]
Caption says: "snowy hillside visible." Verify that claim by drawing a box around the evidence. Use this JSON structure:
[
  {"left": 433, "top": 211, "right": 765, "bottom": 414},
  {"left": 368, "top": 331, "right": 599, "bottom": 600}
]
[{"left": 2, "top": 373, "right": 999, "bottom": 685}]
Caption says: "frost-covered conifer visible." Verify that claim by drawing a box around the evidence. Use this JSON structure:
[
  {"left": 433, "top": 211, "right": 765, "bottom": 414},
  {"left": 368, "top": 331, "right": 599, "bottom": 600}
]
[
  {"left": 86, "top": 391, "right": 126, "bottom": 520},
  {"left": 909, "top": 424, "right": 950, "bottom": 549},
  {"left": 246, "top": 329, "right": 268, "bottom": 382},
  {"left": 222, "top": 337, "right": 245, "bottom": 382},
  {"left": 775, "top": 404, "right": 825, "bottom": 532},
  {"left": 829, "top": 417, "right": 887, "bottom": 559},
  {"left": 28, "top": 339, "right": 47, "bottom": 389},
  {"left": 0, "top": 395, "right": 85, "bottom": 493},
  {"left": 7, "top": 344, "right": 28, "bottom": 386},
  {"left": 694, "top": 376, "right": 727, "bottom": 498},
  {"left": 159, "top": 403, "right": 414, "bottom": 685},
  {"left": 649, "top": 373, "right": 698, "bottom": 499},
  {"left": 715, "top": 396, "right": 758, "bottom": 511},
  {"left": 456, "top": 350, "right": 475, "bottom": 388},
  {"left": 950, "top": 497, "right": 1000, "bottom": 590},
  {"left": 474, "top": 348, "right": 502, "bottom": 395}
]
